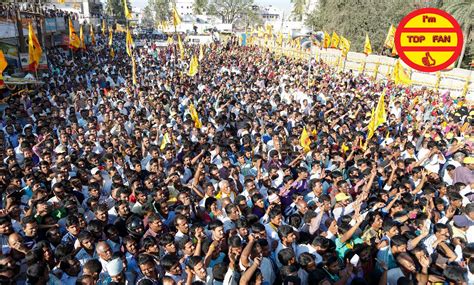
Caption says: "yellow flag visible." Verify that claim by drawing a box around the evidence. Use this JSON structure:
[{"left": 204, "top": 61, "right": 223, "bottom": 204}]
[
  {"left": 79, "top": 25, "right": 85, "bottom": 49},
  {"left": 0, "top": 50, "right": 7, "bottom": 84},
  {"left": 126, "top": 28, "right": 134, "bottom": 57},
  {"left": 59, "top": 0, "right": 65, "bottom": 3},
  {"left": 199, "top": 44, "right": 204, "bottom": 61},
  {"left": 391, "top": 43, "right": 398, "bottom": 56},
  {"left": 116, "top": 23, "right": 126, "bottom": 33},
  {"left": 384, "top": 24, "right": 396, "bottom": 49},
  {"left": 461, "top": 75, "right": 470, "bottom": 97},
  {"left": 188, "top": 55, "right": 199, "bottom": 77},
  {"left": 123, "top": 0, "right": 132, "bottom": 19},
  {"left": 330, "top": 32, "right": 340, "bottom": 48},
  {"left": 162, "top": 21, "right": 168, "bottom": 30},
  {"left": 374, "top": 89, "right": 387, "bottom": 128},
  {"left": 68, "top": 19, "right": 81, "bottom": 49},
  {"left": 177, "top": 35, "right": 184, "bottom": 60},
  {"left": 172, "top": 7, "right": 181, "bottom": 27},
  {"left": 365, "top": 107, "right": 376, "bottom": 148},
  {"left": 160, "top": 132, "right": 171, "bottom": 150},
  {"left": 339, "top": 36, "right": 350, "bottom": 57},
  {"left": 132, "top": 57, "right": 137, "bottom": 85},
  {"left": 300, "top": 127, "right": 311, "bottom": 152},
  {"left": 265, "top": 23, "right": 273, "bottom": 36},
  {"left": 189, "top": 103, "right": 202, "bottom": 128},
  {"left": 102, "top": 19, "right": 106, "bottom": 36},
  {"left": 110, "top": 47, "right": 115, "bottom": 58},
  {"left": 364, "top": 34, "right": 372, "bottom": 55},
  {"left": 28, "top": 23, "right": 42, "bottom": 71},
  {"left": 323, "top": 31, "right": 331, "bottom": 48},
  {"left": 90, "top": 25, "right": 96, "bottom": 45},
  {"left": 393, "top": 59, "right": 412, "bottom": 86},
  {"left": 276, "top": 32, "right": 283, "bottom": 46},
  {"left": 108, "top": 29, "right": 113, "bottom": 46},
  {"left": 167, "top": 36, "right": 174, "bottom": 45}
]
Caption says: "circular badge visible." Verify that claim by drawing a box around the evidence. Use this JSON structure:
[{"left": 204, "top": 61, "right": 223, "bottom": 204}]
[{"left": 394, "top": 8, "right": 463, "bottom": 72}]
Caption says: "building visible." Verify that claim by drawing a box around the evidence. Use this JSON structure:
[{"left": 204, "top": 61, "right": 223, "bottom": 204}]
[
  {"left": 175, "top": 0, "right": 194, "bottom": 17},
  {"left": 46, "top": 0, "right": 103, "bottom": 24}
]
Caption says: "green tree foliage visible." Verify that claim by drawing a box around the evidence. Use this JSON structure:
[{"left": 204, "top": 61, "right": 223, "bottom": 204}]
[
  {"left": 441, "top": 0, "right": 473, "bottom": 68},
  {"left": 306, "top": 0, "right": 431, "bottom": 54},
  {"left": 193, "top": 0, "right": 209, "bottom": 14},
  {"left": 142, "top": 5, "right": 155, "bottom": 28},
  {"left": 106, "top": 0, "right": 131, "bottom": 22},
  {"left": 291, "top": 0, "right": 306, "bottom": 21},
  {"left": 207, "top": 0, "right": 256, "bottom": 24},
  {"left": 149, "top": 0, "right": 171, "bottom": 23}
]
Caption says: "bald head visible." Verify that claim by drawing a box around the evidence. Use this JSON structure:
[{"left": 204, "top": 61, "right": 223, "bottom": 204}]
[
  {"left": 96, "top": 241, "right": 112, "bottom": 261},
  {"left": 8, "top": 233, "right": 23, "bottom": 248}
]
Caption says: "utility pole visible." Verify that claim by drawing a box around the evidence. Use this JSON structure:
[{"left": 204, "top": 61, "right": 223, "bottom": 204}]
[{"left": 16, "top": 7, "right": 26, "bottom": 52}]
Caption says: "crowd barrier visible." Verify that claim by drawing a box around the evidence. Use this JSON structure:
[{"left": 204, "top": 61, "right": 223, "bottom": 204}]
[{"left": 252, "top": 40, "right": 473, "bottom": 102}]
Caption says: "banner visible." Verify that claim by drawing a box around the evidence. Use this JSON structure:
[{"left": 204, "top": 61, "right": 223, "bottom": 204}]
[{"left": 20, "top": 53, "right": 48, "bottom": 70}]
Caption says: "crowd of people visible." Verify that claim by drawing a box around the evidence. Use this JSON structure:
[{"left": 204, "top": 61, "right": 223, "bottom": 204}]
[
  {"left": 0, "top": 26, "right": 473, "bottom": 285},
  {"left": 0, "top": 3, "right": 84, "bottom": 20}
]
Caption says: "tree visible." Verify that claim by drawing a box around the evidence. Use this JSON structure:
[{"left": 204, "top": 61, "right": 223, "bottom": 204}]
[
  {"left": 194, "top": 0, "right": 209, "bottom": 15},
  {"left": 149, "top": 0, "right": 171, "bottom": 23},
  {"left": 306, "top": 0, "right": 428, "bottom": 53},
  {"left": 291, "top": 0, "right": 306, "bottom": 21},
  {"left": 207, "top": 0, "right": 256, "bottom": 24},
  {"left": 105, "top": 0, "right": 131, "bottom": 22},
  {"left": 441, "top": 0, "right": 473, "bottom": 68},
  {"left": 142, "top": 5, "right": 155, "bottom": 28}
]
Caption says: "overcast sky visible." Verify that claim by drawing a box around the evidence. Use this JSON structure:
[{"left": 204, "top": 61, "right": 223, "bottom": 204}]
[{"left": 130, "top": 0, "right": 292, "bottom": 10}]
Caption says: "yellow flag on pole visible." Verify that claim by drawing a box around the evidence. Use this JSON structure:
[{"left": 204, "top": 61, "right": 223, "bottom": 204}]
[
  {"left": 126, "top": 28, "right": 134, "bottom": 57},
  {"left": 0, "top": 50, "right": 7, "bottom": 86},
  {"left": 384, "top": 24, "right": 396, "bottom": 49},
  {"left": 68, "top": 19, "right": 81, "bottom": 49},
  {"left": 339, "top": 36, "right": 350, "bottom": 57},
  {"left": 108, "top": 29, "right": 113, "bottom": 46},
  {"left": 132, "top": 56, "right": 137, "bottom": 85},
  {"left": 276, "top": 32, "right": 283, "bottom": 46},
  {"left": 189, "top": 103, "right": 202, "bottom": 128},
  {"left": 79, "top": 25, "right": 85, "bottom": 49},
  {"left": 123, "top": 0, "right": 132, "bottom": 19},
  {"left": 364, "top": 34, "right": 372, "bottom": 55},
  {"left": 330, "top": 32, "right": 340, "bottom": 48},
  {"left": 188, "top": 55, "right": 199, "bottom": 77},
  {"left": 300, "top": 127, "right": 311, "bottom": 152},
  {"left": 364, "top": 107, "right": 376, "bottom": 149},
  {"left": 28, "top": 22, "right": 42, "bottom": 71},
  {"left": 160, "top": 132, "right": 171, "bottom": 150},
  {"left": 323, "top": 31, "right": 331, "bottom": 48},
  {"left": 392, "top": 59, "right": 412, "bottom": 86},
  {"left": 374, "top": 89, "right": 387, "bottom": 128},
  {"left": 102, "top": 19, "right": 106, "bottom": 36},
  {"left": 199, "top": 44, "right": 204, "bottom": 61},
  {"left": 172, "top": 7, "right": 181, "bottom": 27},
  {"left": 90, "top": 25, "right": 96, "bottom": 45},
  {"left": 177, "top": 35, "right": 184, "bottom": 60}
]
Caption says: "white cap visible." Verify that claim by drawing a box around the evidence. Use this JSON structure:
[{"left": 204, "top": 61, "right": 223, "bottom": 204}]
[{"left": 106, "top": 258, "right": 123, "bottom": 277}]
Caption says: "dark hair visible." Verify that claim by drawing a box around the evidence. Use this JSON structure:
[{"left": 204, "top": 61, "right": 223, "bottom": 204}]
[
  {"left": 208, "top": 220, "right": 223, "bottom": 231},
  {"left": 161, "top": 254, "right": 179, "bottom": 272},
  {"left": 278, "top": 248, "right": 295, "bottom": 266},
  {"left": 137, "top": 253, "right": 155, "bottom": 266},
  {"left": 186, "top": 256, "right": 203, "bottom": 270},
  {"left": 277, "top": 225, "right": 294, "bottom": 240},
  {"left": 83, "top": 259, "right": 102, "bottom": 274},
  {"left": 26, "top": 263, "right": 48, "bottom": 284}
]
